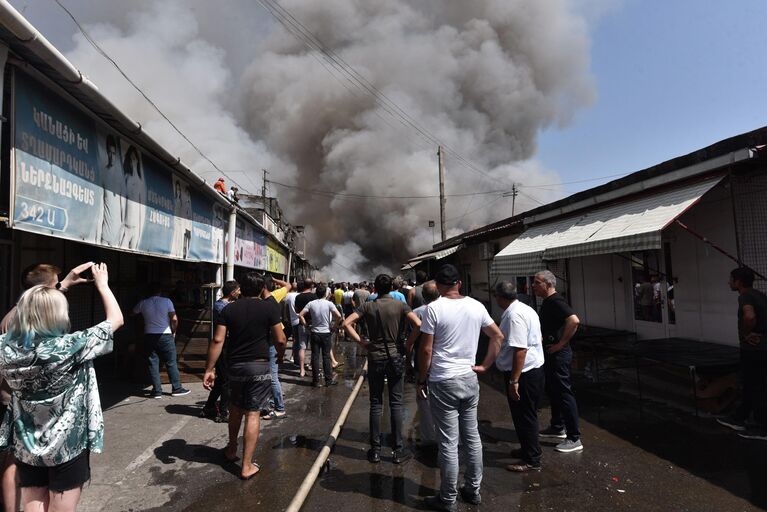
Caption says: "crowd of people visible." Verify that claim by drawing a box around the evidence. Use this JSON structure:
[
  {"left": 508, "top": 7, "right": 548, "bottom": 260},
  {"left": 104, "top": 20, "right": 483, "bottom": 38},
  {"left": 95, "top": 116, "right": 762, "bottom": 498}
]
[{"left": 0, "top": 259, "right": 762, "bottom": 511}]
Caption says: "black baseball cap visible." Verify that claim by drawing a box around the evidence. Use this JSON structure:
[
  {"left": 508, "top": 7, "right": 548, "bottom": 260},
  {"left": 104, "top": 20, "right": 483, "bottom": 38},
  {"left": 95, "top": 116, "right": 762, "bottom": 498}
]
[{"left": 435, "top": 264, "right": 461, "bottom": 285}]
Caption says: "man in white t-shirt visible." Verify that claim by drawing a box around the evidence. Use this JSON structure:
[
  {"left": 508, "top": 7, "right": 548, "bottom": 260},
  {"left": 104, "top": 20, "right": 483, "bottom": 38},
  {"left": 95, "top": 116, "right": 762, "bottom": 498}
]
[
  {"left": 132, "top": 283, "right": 190, "bottom": 398},
  {"left": 418, "top": 264, "right": 503, "bottom": 510},
  {"left": 493, "top": 281, "right": 545, "bottom": 472}
]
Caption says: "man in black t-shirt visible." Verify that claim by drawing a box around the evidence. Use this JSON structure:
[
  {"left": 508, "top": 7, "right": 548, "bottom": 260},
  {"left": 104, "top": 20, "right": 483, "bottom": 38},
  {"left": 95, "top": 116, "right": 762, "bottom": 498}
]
[
  {"left": 532, "top": 270, "right": 582, "bottom": 453},
  {"left": 203, "top": 272, "right": 286, "bottom": 480},
  {"left": 718, "top": 267, "right": 767, "bottom": 438}
]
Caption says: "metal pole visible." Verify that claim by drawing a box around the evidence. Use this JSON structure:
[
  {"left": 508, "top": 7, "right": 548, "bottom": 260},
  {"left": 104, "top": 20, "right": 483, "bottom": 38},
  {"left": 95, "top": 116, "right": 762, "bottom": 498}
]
[
  {"left": 438, "top": 146, "right": 446, "bottom": 242},
  {"left": 225, "top": 208, "right": 236, "bottom": 281}
]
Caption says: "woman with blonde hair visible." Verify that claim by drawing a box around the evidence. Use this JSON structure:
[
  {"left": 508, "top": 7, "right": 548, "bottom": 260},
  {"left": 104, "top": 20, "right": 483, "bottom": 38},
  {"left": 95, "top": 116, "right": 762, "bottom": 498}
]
[{"left": 0, "top": 263, "right": 123, "bottom": 512}]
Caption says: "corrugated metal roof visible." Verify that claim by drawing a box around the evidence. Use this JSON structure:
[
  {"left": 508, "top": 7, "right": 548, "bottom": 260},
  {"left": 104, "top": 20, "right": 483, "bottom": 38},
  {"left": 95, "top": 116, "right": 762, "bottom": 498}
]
[{"left": 493, "top": 176, "right": 723, "bottom": 276}]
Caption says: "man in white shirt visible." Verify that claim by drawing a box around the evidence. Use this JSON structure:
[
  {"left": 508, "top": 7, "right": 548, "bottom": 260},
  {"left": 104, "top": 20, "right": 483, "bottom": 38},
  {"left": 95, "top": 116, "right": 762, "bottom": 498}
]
[
  {"left": 418, "top": 265, "right": 503, "bottom": 511},
  {"left": 493, "top": 281, "right": 545, "bottom": 472},
  {"left": 133, "top": 283, "right": 190, "bottom": 398},
  {"left": 299, "top": 284, "right": 342, "bottom": 387}
]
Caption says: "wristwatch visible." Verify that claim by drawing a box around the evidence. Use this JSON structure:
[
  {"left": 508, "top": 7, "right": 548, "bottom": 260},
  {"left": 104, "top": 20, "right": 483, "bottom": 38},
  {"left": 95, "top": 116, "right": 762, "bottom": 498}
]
[{"left": 509, "top": 379, "right": 519, "bottom": 384}]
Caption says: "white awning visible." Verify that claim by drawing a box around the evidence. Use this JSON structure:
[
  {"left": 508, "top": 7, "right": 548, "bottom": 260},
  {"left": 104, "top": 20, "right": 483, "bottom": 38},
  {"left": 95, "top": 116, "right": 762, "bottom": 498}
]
[
  {"left": 405, "top": 245, "right": 462, "bottom": 267},
  {"left": 493, "top": 176, "right": 723, "bottom": 276}
]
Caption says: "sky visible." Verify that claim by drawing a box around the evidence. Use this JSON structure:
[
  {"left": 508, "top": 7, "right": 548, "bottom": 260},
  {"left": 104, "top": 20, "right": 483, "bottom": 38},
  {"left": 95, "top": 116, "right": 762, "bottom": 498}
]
[
  {"left": 6, "top": 0, "right": 767, "bottom": 276},
  {"left": 537, "top": 0, "right": 767, "bottom": 198}
]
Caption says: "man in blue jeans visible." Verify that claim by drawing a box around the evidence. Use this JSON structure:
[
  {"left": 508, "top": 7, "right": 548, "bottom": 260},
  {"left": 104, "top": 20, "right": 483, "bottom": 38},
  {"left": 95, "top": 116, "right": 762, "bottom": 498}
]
[
  {"left": 133, "top": 283, "right": 190, "bottom": 398},
  {"left": 418, "top": 264, "right": 503, "bottom": 511}
]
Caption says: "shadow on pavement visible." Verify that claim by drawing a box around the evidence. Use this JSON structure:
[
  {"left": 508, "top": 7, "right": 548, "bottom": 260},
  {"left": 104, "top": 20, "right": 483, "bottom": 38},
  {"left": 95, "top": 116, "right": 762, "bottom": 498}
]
[{"left": 153, "top": 438, "right": 241, "bottom": 478}]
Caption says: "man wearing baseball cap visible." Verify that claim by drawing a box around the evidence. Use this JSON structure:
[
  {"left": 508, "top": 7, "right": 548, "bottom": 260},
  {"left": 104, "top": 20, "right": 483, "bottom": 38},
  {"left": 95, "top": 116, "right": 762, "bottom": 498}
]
[{"left": 417, "top": 264, "right": 503, "bottom": 511}]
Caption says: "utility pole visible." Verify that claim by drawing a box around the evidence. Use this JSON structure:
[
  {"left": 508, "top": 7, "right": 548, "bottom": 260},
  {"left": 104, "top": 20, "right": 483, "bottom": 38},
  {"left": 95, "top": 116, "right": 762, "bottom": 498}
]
[
  {"left": 261, "top": 168, "right": 270, "bottom": 213},
  {"left": 437, "top": 146, "right": 446, "bottom": 241},
  {"left": 503, "top": 184, "right": 519, "bottom": 216}
]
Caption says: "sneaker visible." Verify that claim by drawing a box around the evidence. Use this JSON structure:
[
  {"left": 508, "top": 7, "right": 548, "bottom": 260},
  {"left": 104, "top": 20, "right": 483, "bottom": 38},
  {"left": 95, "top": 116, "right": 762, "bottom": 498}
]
[
  {"left": 215, "top": 412, "right": 230, "bottom": 423},
  {"left": 554, "top": 439, "right": 583, "bottom": 453},
  {"left": 423, "top": 494, "right": 457, "bottom": 512},
  {"left": 717, "top": 416, "right": 747, "bottom": 432},
  {"left": 539, "top": 426, "right": 567, "bottom": 439},
  {"left": 171, "top": 387, "right": 191, "bottom": 397},
  {"left": 367, "top": 449, "right": 381, "bottom": 464},
  {"left": 506, "top": 463, "right": 542, "bottom": 472},
  {"left": 149, "top": 392, "right": 163, "bottom": 399},
  {"left": 459, "top": 486, "right": 481, "bottom": 505},
  {"left": 738, "top": 428, "right": 767, "bottom": 441},
  {"left": 392, "top": 449, "right": 412, "bottom": 465}
]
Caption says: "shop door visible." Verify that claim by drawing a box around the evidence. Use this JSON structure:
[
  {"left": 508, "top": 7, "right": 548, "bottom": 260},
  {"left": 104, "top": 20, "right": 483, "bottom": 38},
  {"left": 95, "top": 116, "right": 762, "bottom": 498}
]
[{"left": 629, "top": 246, "right": 676, "bottom": 339}]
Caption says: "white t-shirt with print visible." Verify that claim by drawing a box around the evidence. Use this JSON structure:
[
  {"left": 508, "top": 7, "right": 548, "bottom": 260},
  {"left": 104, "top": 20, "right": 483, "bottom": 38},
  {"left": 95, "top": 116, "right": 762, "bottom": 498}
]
[
  {"left": 420, "top": 296, "right": 494, "bottom": 382},
  {"left": 495, "top": 300, "right": 544, "bottom": 373}
]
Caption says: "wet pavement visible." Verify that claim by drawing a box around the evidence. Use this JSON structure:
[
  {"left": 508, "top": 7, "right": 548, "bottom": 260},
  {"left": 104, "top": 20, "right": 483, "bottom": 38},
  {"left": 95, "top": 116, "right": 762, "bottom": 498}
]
[
  {"left": 80, "top": 339, "right": 767, "bottom": 511},
  {"left": 80, "top": 337, "right": 366, "bottom": 512},
  {"left": 305, "top": 362, "right": 767, "bottom": 511}
]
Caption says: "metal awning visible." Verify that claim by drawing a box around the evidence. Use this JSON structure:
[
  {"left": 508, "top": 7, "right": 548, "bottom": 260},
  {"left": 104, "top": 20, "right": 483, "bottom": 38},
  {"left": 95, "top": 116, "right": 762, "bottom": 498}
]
[
  {"left": 404, "top": 244, "right": 462, "bottom": 269},
  {"left": 493, "top": 176, "right": 724, "bottom": 276}
]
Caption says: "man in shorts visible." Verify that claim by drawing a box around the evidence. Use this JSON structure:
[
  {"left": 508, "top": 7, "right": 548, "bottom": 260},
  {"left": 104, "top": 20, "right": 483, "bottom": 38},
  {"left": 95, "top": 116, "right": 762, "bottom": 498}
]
[{"left": 203, "top": 272, "right": 286, "bottom": 479}]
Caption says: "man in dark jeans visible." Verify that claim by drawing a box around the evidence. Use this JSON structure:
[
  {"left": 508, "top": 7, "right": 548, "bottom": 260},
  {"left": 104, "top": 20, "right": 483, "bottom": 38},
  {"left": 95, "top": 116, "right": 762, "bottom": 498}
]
[
  {"left": 299, "top": 284, "right": 341, "bottom": 387},
  {"left": 132, "top": 283, "right": 190, "bottom": 398},
  {"left": 718, "top": 267, "right": 767, "bottom": 440},
  {"left": 343, "top": 274, "right": 421, "bottom": 464},
  {"left": 493, "top": 281, "right": 546, "bottom": 472},
  {"left": 532, "top": 270, "right": 582, "bottom": 453}
]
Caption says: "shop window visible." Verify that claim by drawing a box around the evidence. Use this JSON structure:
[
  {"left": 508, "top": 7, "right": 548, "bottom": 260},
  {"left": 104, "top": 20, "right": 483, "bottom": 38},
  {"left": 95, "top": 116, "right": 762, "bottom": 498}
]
[{"left": 631, "top": 251, "right": 662, "bottom": 323}]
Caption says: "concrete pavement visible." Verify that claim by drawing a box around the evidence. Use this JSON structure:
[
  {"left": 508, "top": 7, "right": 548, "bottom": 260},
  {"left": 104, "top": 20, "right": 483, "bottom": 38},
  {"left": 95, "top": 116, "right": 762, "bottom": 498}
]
[{"left": 80, "top": 339, "right": 767, "bottom": 511}]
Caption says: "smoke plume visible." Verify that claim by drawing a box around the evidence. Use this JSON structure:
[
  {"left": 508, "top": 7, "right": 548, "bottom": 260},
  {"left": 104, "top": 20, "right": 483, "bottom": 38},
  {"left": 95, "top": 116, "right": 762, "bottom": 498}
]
[{"left": 16, "top": 0, "right": 597, "bottom": 278}]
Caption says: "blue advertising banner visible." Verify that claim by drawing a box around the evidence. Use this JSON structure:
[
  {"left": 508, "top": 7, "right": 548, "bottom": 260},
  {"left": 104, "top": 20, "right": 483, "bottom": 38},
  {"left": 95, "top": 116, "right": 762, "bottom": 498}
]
[{"left": 12, "top": 69, "right": 225, "bottom": 263}]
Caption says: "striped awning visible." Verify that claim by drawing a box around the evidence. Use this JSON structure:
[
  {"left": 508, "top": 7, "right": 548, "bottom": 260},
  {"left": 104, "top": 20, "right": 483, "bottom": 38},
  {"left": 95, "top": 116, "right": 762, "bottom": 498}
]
[
  {"left": 405, "top": 244, "right": 462, "bottom": 268},
  {"left": 493, "top": 176, "right": 723, "bottom": 276}
]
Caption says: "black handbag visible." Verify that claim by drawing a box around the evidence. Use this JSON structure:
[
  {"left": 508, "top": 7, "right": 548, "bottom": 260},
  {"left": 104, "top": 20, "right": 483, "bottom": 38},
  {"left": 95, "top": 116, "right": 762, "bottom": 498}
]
[{"left": 375, "top": 307, "right": 406, "bottom": 376}]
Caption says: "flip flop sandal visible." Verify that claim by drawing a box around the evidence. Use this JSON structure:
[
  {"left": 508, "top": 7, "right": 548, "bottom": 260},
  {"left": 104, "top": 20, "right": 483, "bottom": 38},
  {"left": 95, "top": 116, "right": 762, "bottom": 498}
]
[{"left": 240, "top": 463, "right": 261, "bottom": 480}]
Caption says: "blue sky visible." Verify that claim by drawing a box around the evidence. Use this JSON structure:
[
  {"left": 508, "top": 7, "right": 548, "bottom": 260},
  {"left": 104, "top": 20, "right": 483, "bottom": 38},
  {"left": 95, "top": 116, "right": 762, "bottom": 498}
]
[{"left": 537, "top": 0, "right": 767, "bottom": 197}]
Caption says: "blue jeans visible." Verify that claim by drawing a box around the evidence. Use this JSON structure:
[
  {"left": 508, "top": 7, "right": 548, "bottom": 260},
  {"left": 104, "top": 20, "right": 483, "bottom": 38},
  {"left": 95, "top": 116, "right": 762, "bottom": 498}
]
[
  {"left": 145, "top": 334, "right": 182, "bottom": 393},
  {"left": 429, "top": 372, "right": 483, "bottom": 503},
  {"left": 269, "top": 345, "right": 285, "bottom": 412}
]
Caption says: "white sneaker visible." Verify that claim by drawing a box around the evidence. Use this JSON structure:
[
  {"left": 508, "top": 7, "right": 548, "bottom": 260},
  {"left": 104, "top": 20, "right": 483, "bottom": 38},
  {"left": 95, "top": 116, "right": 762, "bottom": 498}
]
[{"left": 554, "top": 439, "right": 583, "bottom": 453}]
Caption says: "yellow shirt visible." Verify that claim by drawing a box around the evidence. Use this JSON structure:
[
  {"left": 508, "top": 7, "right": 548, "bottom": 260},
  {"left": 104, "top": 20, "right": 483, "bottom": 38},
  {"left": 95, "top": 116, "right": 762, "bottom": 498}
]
[
  {"left": 272, "top": 286, "right": 289, "bottom": 303},
  {"left": 334, "top": 288, "right": 344, "bottom": 306}
]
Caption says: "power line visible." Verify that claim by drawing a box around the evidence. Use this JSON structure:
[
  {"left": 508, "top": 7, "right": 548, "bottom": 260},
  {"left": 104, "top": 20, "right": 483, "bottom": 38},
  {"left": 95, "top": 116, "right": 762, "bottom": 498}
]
[
  {"left": 52, "top": 0, "right": 251, "bottom": 194},
  {"left": 521, "top": 172, "right": 633, "bottom": 189},
  {"left": 266, "top": 179, "right": 504, "bottom": 200}
]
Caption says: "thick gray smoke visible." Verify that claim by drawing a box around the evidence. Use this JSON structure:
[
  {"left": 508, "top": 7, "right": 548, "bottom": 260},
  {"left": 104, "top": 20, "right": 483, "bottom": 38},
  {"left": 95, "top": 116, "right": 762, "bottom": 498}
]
[{"left": 14, "top": 0, "right": 597, "bottom": 279}]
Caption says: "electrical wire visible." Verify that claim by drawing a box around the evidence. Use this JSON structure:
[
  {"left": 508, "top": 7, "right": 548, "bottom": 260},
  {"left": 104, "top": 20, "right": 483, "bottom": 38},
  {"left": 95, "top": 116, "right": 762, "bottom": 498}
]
[
  {"left": 52, "top": 0, "right": 251, "bottom": 194},
  {"left": 266, "top": 179, "right": 504, "bottom": 199}
]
